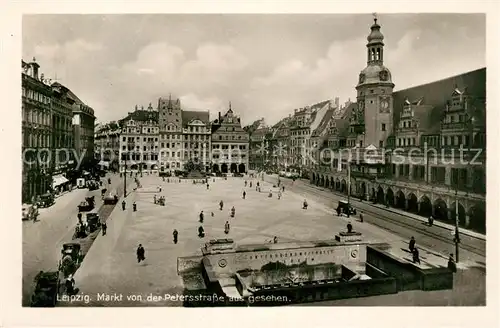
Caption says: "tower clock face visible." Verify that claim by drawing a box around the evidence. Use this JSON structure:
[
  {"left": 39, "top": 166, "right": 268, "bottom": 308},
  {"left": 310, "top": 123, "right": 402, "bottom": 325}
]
[{"left": 379, "top": 98, "right": 390, "bottom": 113}]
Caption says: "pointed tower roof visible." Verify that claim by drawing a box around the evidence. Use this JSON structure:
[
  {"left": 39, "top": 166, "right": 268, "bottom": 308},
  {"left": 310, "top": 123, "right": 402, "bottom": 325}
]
[{"left": 367, "top": 14, "right": 384, "bottom": 45}]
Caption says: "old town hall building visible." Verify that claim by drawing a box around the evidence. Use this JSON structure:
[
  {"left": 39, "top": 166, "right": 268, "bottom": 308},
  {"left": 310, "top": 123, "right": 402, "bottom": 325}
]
[{"left": 309, "top": 18, "right": 486, "bottom": 233}]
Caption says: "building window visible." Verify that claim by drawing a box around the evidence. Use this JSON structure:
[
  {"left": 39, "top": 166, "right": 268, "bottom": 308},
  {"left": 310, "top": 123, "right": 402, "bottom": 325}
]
[{"left": 382, "top": 123, "right": 386, "bottom": 131}]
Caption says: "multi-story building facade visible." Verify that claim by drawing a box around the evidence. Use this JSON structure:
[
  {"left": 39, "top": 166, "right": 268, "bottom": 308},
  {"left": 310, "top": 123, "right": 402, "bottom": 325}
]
[
  {"left": 72, "top": 99, "right": 96, "bottom": 171},
  {"left": 271, "top": 117, "right": 292, "bottom": 170},
  {"left": 119, "top": 105, "right": 159, "bottom": 173},
  {"left": 309, "top": 18, "right": 486, "bottom": 233},
  {"left": 182, "top": 110, "right": 211, "bottom": 171},
  {"left": 247, "top": 118, "right": 271, "bottom": 171},
  {"left": 50, "top": 83, "right": 74, "bottom": 176},
  {"left": 158, "top": 95, "right": 183, "bottom": 173},
  {"left": 21, "top": 58, "right": 54, "bottom": 203},
  {"left": 211, "top": 104, "right": 249, "bottom": 174},
  {"left": 288, "top": 100, "right": 332, "bottom": 175},
  {"left": 94, "top": 121, "right": 121, "bottom": 171}
]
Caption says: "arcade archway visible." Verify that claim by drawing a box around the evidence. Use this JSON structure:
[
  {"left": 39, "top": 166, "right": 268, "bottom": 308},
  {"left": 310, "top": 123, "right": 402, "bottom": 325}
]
[
  {"left": 238, "top": 163, "right": 246, "bottom": 173},
  {"left": 376, "top": 186, "right": 385, "bottom": 204},
  {"left": 418, "top": 196, "right": 432, "bottom": 217},
  {"left": 386, "top": 188, "right": 395, "bottom": 207},
  {"left": 407, "top": 193, "right": 418, "bottom": 213},
  {"left": 340, "top": 179, "right": 347, "bottom": 193},
  {"left": 230, "top": 163, "right": 237, "bottom": 173},
  {"left": 433, "top": 198, "right": 448, "bottom": 221},
  {"left": 130, "top": 164, "right": 138, "bottom": 170},
  {"left": 395, "top": 190, "right": 406, "bottom": 209},
  {"left": 360, "top": 182, "right": 367, "bottom": 200},
  {"left": 221, "top": 163, "right": 228, "bottom": 173},
  {"left": 335, "top": 178, "right": 340, "bottom": 191},
  {"left": 468, "top": 204, "right": 485, "bottom": 233},
  {"left": 213, "top": 164, "right": 220, "bottom": 172},
  {"left": 330, "top": 177, "right": 334, "bottom": 189}
]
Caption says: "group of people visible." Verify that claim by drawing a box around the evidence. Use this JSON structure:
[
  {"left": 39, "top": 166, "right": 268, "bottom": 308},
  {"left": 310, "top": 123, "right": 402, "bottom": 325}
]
[
  {"left": 121, "top": 199, "right": 137, "bottom": 212},
  {"left": 153, "top": 194, "right": 165, "bottom": 206}
]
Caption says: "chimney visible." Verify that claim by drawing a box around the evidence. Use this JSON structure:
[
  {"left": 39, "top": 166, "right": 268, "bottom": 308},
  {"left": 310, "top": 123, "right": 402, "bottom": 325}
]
[
  {"left": 218, "top": 112, "right": 221, "bottom": 121},
  {"left": 335, "top": 97, "right": 340, "bottom": 108}
]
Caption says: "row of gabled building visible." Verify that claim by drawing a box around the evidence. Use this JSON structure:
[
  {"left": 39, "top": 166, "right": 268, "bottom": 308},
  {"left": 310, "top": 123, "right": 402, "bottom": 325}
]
[
  {"left": 246, "top": 17, "right": 486, "bottom": 234},
  {"left": 95, "top": 98, "right": 250, "bottom": 175},
  {"left": 22, "top": 57, "right": 96, "bottom": 204}
]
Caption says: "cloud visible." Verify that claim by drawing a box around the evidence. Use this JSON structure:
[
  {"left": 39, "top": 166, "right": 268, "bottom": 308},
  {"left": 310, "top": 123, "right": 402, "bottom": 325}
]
[{"left": 22, "top": 15, "right": 485, "bottom": 126}]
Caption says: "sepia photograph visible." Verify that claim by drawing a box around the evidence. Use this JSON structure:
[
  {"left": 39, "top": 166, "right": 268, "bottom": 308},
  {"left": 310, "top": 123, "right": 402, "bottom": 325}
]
[{"left": 16, "top": 9, "right": 490, "bottom": 313}]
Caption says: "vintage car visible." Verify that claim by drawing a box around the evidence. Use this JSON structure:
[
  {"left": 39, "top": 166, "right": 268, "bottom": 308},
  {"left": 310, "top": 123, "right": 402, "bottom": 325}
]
[
  {"left": 37, "top": 193, "right": 54, "bottom": 208},
  {"left": 59, "top": 243, "right": 82, "bottom": 277},
  {"left": 336, "top": 200, "right": 357, "bottom": 216},
  {"left": 103, "top": 194, "right": 119, "bottom": 205},
  {"left": 22, "top": 203, "right": 38, "bottom": 221},
  {"left": 77, "top": 196, "right": 95, "bottom": 212},
  {"left": 86, "top": 210, "right": 100, "bottom": 233},
  {"left": 87, "top": 180, "right": 99, "bottom": 191},
  {"left": 30, "top": 271, "right": 60, "bottom": 307}
]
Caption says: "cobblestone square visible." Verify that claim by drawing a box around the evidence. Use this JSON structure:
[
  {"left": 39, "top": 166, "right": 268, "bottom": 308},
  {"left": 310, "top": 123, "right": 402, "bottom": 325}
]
[{"left": 72, "top": 175, "right": 403, "bottom": 306}]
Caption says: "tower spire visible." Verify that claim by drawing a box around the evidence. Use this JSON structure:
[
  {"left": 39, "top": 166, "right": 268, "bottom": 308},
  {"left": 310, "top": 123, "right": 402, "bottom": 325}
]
[{"left": 366, "top": 15, "right": 385, "bottom": 65}]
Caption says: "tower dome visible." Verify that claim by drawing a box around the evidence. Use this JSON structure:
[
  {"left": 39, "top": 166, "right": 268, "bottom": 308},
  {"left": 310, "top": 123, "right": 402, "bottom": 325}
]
[{"left": 367, "top": 18, "right": 384, "bottom": 45}]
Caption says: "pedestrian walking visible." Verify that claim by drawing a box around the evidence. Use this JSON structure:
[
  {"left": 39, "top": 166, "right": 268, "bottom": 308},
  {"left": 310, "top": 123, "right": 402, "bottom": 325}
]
[
  {"left": 245, "top": 180, "right": 247, "bottom": 187},
  {"left": 409, "top": 236, "right": 416, "bottom": 252},
  {"left": 282, "top": 186, "right": 285, "bottom": 192},
  {"left": 154, "top": 194, "right": 157, "bottom": 204},
  {"left": 347, "top": 222, "right": 353, "bottom": 233},
  {"left": 199, "top": 211, "right": 204, "bottom": 223},
  {"left": 412, "top": 247, "right": 421, "bottom": 264},
  {"left": 224, "top": 221, "right": 230, "bottom": 234},
  {"left": 133, "top": 202, "right": 137, "bottom": 212},
  {"left": 219, "top": 200, "right": 224, "bottom": 211},
  {"left": 359, "top": 212, "right": 364, "bottom": 222},
  {"left": 207, "top": 183, "right": 210, "bottom": 190},
  {"left": 428, "top": 215, "right": 434, "bottom": 227},
  {"left": 303, "top": 199, "right": 308, "bottom": 209},
  {"left": 250, "top": 181, "right": 252, "bottom": 188},
  {"left": 198, "top": 226, "right": 205, "bottom": 238},
  {"left": 243, "top": 191, "right": 246, "bottom": 199},
  {"left": 173, "top": 229, "right": 178, "bottom": 244},
  {"left": 122, "top": 200, "right": 126, "bottom": 211},
  {"left": 136, "top": 244, "right": 146, "bottom": 263}
]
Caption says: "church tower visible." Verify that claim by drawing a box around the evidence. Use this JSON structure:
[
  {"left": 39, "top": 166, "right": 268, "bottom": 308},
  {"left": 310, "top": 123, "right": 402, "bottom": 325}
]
[{"left": 355, "top": 16, "right": 395, "bottom": 148}]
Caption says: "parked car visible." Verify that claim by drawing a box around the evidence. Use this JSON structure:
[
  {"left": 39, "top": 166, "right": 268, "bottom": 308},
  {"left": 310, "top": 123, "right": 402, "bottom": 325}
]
[
  {"left": 37, "top": 193, "right": 54, "bottom": 208},
  {"left": 22, "top": 203, "right": 38, "bottom": 221}
]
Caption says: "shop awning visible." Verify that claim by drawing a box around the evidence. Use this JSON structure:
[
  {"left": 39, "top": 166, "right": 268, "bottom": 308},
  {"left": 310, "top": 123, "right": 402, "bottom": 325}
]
[{"left": 52, "top": 175, "right": 69, "bottom": 188}]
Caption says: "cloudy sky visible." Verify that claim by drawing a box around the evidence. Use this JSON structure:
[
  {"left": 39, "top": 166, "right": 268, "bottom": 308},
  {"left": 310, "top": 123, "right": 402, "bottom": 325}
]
[{"left": 22, "top": 14, "right": 485, "bottom": 126}]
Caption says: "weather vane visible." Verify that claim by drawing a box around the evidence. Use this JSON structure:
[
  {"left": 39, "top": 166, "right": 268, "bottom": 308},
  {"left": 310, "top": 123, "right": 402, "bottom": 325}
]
[{"left": 373, "top": 12, "right": 378, "bottom": 23}]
